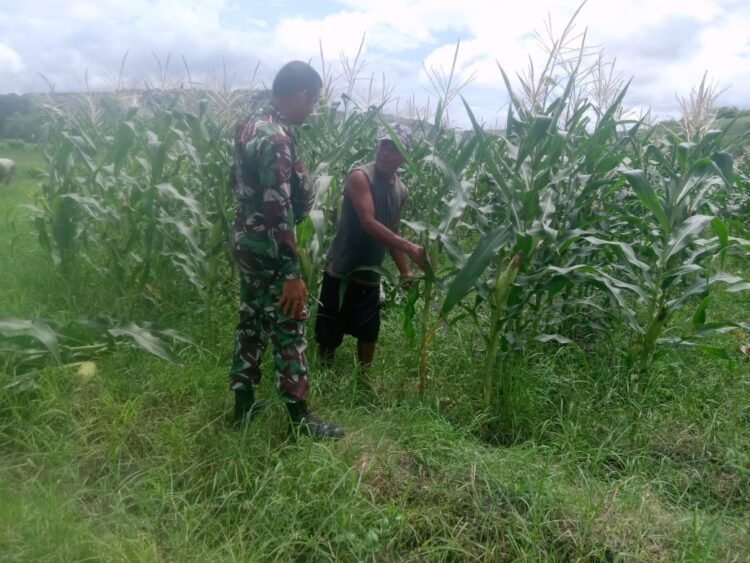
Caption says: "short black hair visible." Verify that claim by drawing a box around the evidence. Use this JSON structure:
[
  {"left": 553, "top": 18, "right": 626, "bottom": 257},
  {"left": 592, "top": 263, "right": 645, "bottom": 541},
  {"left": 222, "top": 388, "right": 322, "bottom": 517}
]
[{"left": 272, "top": 61, "right": 323, "bottom": 99}]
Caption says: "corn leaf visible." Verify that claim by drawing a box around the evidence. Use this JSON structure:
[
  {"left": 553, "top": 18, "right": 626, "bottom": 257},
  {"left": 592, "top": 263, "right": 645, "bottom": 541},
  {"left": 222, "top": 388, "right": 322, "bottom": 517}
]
[
  {"left": 624, "top": 169, "right": 671, "bottom": 233},
  {"left": 440, "top": 225, "right": 513, "bottom": 317}
]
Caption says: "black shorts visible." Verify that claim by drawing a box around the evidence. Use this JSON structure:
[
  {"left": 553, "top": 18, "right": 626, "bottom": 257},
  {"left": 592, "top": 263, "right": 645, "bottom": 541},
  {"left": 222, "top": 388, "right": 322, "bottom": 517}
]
[{"left": 315, "top": 272, "right": 380, "bottom": 347}]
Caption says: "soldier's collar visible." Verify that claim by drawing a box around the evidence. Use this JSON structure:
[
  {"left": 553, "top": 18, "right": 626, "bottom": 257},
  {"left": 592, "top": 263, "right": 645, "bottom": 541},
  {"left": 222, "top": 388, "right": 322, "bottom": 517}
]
[{"left": 266, "top": 102, "right": 291, "bottom": 129}]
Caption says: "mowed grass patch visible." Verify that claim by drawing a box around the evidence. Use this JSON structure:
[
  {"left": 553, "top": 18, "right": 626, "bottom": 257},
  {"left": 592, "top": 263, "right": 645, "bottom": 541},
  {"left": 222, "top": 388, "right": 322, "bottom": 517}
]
[
  {"left": 0, "top": 140, "right": 57, "bottom": 317},
  {"left": 2, "top": 322, "right": 749, "bottom": 560}
]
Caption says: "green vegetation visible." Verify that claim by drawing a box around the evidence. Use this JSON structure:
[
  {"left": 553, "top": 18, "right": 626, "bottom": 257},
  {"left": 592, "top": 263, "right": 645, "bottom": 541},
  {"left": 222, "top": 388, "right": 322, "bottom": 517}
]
[
  {"left": 1, "top": 150, "right": 749, "bottom": 557},
  {"left": 2, "top": 30, "right": 750, "bottom": 560}
]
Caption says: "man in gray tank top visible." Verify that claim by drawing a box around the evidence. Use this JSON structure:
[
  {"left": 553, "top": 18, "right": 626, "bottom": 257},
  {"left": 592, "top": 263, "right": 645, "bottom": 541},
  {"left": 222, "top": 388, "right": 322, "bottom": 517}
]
[{"left": 315, "top": 125, "right": 426, "bottom": 382}]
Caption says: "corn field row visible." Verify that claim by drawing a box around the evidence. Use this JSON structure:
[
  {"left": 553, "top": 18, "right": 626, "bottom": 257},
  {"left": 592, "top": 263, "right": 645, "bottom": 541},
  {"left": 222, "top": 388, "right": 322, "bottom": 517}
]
[{"left": 14, "top": 47, "right": 750, "bottom": 424}]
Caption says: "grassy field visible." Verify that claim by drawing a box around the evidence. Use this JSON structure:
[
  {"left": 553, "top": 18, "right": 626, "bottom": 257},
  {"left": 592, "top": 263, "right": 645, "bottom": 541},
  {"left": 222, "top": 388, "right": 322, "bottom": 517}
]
[{"left": 1, "top": 141, "right": 749, "bottom": 561}]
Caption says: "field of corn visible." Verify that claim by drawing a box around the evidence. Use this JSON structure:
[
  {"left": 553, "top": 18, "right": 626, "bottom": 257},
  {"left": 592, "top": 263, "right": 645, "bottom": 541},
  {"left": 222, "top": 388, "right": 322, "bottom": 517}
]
[{"left": 2, "top": 30, "right": 750, "bottom": 561}]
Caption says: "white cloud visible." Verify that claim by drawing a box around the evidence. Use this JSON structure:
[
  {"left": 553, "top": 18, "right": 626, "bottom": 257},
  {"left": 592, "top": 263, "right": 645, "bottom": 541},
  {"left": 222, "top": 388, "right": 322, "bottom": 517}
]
[
  {"left": 412, "top": 0, "right": 750, "bottom": 121},
  {"left": 274, "top": 12, "right": 374, "bottom": 58},
  {"left": 0, "top": 44, "right": 25, "bottom": 73}
]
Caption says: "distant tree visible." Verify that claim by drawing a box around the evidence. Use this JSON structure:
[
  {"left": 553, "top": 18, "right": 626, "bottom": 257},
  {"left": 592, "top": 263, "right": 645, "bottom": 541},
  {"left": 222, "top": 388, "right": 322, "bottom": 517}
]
[
  {"left": 2, "top": 112, "right": 45, "bottom": 142},
  {"left": 0, "top": 94, "right": 28, "bottom": 121},
  {"left": 716, "top": 106, "right": 739, "bottom": 119},
  {"left": 0, "top": 94, "right": 37, "bottom": 140}
]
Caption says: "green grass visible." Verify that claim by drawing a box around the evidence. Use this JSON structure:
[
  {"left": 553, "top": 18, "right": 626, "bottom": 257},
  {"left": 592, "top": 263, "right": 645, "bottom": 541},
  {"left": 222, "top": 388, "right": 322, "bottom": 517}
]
[
  {"left": 0, "top": 141, "right": 62, "bottom": 317},
  {"left": 1, "top": 141, "right": 749, "bottom": 561}
]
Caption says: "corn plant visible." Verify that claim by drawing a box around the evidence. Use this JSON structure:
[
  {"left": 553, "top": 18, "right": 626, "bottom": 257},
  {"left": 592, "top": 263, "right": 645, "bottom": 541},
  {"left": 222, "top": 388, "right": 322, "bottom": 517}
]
[
  {"left": 562, "top": 127, "right": 750, "bottom": 385},
  {"left": 397, "top": 35, "right": 632, "bottom": 419},
  {"left": 395, "top": 108, "right": 481, "bottom": 393},
  {"left": 30, "top": 91, "right": 237, "bottom": 306},
  {"left": 415, "top": 43, "right": 638, "bottom": 426}
]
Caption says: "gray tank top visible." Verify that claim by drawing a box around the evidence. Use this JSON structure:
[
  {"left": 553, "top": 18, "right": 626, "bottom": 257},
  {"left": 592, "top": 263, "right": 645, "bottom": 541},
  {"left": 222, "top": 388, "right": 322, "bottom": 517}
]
[{"left": 325, "top": 162, "right": 408, "bottom": 286}]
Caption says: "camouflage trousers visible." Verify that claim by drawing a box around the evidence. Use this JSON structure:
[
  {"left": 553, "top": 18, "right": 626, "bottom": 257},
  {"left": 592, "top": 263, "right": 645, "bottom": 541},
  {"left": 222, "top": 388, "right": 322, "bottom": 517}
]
[{"left": 229, "top": 236, "right": 310, "bottom": 403}]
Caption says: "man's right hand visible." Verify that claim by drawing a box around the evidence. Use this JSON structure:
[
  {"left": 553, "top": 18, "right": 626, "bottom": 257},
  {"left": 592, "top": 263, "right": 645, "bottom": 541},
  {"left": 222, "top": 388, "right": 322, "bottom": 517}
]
[
  {"left": 407, "top": 244, "right": 427, "bottom": 271},
  {"left": 279, "top": 277, "right": 308, "bottom": 318},
  {"left": 399, "top": 272, "right": 415, "bottom": 290}
]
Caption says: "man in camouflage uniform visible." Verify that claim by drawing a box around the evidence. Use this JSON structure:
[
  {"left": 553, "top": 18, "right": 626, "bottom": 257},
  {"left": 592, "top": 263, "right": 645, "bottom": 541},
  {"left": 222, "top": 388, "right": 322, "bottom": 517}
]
[{"left": 229, "top": 61, "right": 344, "bottom": 438}]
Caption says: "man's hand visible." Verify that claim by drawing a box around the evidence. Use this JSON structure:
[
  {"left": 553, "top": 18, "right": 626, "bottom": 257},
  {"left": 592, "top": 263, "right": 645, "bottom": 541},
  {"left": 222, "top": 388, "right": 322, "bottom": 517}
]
[
  {"left": 399, "top": 271, "right": 415, "bottom": 290},
  {"left": 406, "top": 243, "right": 427, "bottom": 271},
  {"left": 279, "top": 277, "right": 308, "bottom": 319}
]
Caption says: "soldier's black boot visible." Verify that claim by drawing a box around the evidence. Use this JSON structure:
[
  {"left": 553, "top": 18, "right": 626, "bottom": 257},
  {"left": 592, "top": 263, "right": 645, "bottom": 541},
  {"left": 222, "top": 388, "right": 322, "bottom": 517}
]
[
  {"left": 233, "top": 388, "right": 263, "bottom": 428},
  {"left": 287, "top": 400, "right": 345, "bottom": 439}
]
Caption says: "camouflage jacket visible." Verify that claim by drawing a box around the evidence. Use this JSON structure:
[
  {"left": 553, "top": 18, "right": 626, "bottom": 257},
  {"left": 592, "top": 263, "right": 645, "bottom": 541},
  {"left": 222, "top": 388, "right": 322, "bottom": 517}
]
[{"left": 230, "top": 103, "right": 314, "bottom": 280}]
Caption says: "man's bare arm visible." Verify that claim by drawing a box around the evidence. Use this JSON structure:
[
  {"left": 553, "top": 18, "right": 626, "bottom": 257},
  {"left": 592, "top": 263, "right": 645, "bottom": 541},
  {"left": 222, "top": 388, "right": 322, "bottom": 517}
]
[{"left": 346, "top": 170, "right": 425, "bottom": 270}]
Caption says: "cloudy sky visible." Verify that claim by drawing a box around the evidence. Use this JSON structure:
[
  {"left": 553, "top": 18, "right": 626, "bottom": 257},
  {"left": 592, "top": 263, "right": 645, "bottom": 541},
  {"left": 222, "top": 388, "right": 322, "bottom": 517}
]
[{"left": 1, "top": 0, "right": 749, "bottom": 127}]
